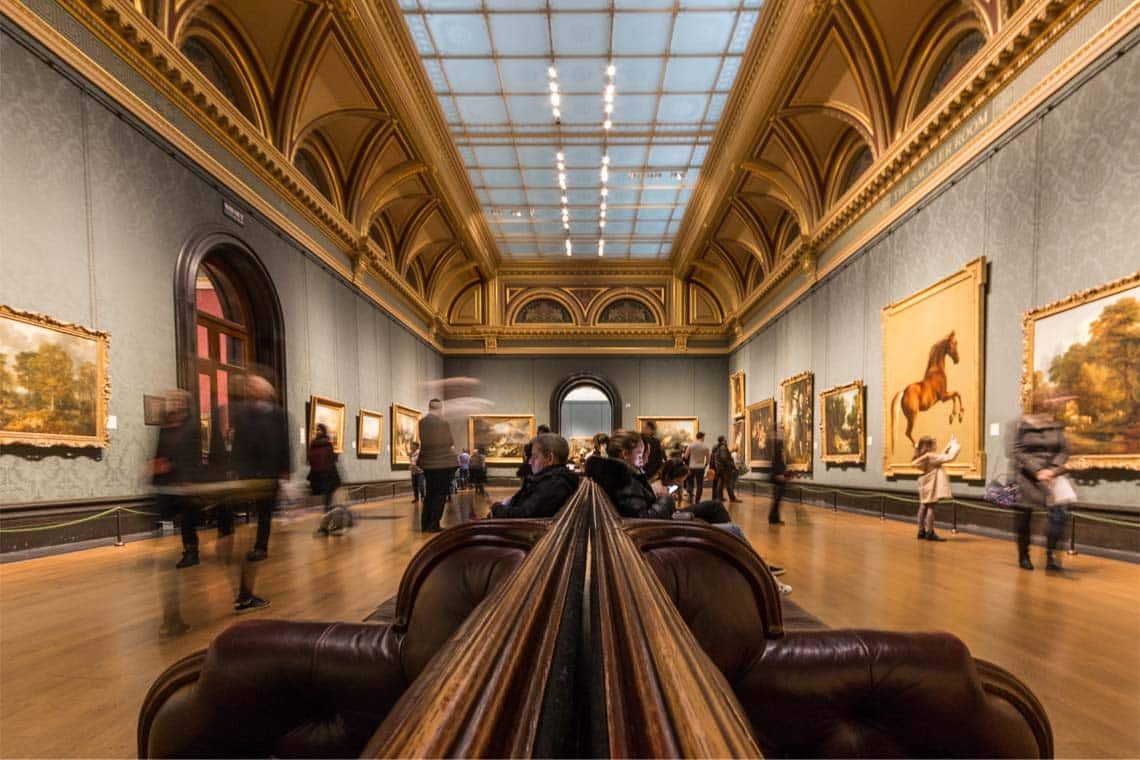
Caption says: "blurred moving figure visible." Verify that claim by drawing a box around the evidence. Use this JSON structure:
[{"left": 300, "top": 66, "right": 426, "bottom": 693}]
[
  {"left": 150, "top": 390, "right": 204, "bottom": 568},
  {"left": 417, "top": 398, "right": 455, "bottom": 533},
  {"left": 491, "top": 434, "right": 579, "bottom": 519},
  {"left": 408, "top": 441, "right": 425, "bottom": 503},
  {"left": 307, "top": 423, "right": 341, "bottom": 512},
  {"left": 711, "top": 435, "right": 739, "bottom": 503},
  {"left": 1011, "top": 406, "right": 1073, "bottom": 572},
  {"left": 469, "top": 448, "right": 487, "bottom": 496},
  {"left": 640, "top": 419, "right": 665, "bottom": 481},
  {"left": 768, "top": 436, "right": 787, "bottom": 525}
]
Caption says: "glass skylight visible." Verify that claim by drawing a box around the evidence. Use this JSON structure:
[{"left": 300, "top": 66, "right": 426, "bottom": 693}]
[{"left": 401, "top": 0, "right": 762, "bottom": 259}]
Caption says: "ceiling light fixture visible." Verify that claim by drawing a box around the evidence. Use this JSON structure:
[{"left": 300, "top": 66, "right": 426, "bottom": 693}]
[
  {"left": 598, "top": 62, "right": 615, "bottom": 259},
  {"left": 550, "top": 67, "right": 570, "bottom": 256},
  {"left": 597, "top": 239, "right": 605, "bottom": 257}
]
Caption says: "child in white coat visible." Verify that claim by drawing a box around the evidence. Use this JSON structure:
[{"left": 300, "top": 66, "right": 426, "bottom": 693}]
[{"left": 911, "top": 434, "right": 960, "bottom": 541}]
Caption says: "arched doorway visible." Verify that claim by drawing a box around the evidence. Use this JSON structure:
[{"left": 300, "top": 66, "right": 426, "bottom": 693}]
[
  {"left": 549, "top": 372, "right": 622, "bottom": 436},
  {"left": 175, "top": 227, "right": 287, "bottom": 458}
]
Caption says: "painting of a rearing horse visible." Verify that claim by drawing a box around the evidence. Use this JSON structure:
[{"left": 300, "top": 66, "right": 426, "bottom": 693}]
[{"left": 891, "top": 331, "right": 964, "bottom": 446}]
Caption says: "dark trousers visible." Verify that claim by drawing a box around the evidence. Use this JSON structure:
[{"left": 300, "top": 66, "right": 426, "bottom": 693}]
[
  {"left": 1015, "top": 504, "right": 1069, "bottom": 556},
  {"left": 685, "top": 471, "right": 705, "bottom": 503},
  {"left": 423, "top": 468, "right": 452, "bottom": 530},
  {"left": 411, "top": 472, "right": 426, "bottom": 500},
  {"left": 252, "top": 491, "right": 276, "bottom": 552},
  {"left": 714, "top": 470, "right": 737, "bottom": 502},
  {"left": 768, "top": 479, "right": 785, "bottom": 523}
]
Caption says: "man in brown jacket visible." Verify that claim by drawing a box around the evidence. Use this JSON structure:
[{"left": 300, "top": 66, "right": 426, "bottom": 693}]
[{"left": 417, "top": 398, "right": 456, "bottom": 533}]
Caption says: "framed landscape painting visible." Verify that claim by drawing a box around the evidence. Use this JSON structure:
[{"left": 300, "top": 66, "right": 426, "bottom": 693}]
[
  {"left": 746, "top": 398, "right": 776, "bottom": 468},
  {"left": 730, "top": 370, "right": 746, "bottom": 418},
  {"left": 1021, "top": 270, "right": 1139, "bottom": 470},
  {"left": 882, "top": 258, "right": 986, "bottom": 479},
  {"left": 820, "top": 380, "right": 865, "bottom": 465},
  {"left": 391, "top": 404, "right": 421, "bottom": 466},
  {"left": 780, "top": 372, "right": 813, "bottom": 473},
  {"left": 357, "top": 408, "right": 383, "bottom": 457},
  {"left": 309, "top": 395, "right": 346, "bottom": 453},
  {"left": 0, "top": 305, "right": 110, "bottom": 448},
  {"left": 637, "top": 416, "right": 699, "bottom": 454},
  {"left": 469, "top": 414, "right": 536, "bottom": 464}
]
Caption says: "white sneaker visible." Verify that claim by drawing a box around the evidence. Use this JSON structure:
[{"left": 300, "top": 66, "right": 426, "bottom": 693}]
[{"left": 778, "top": 582, "right": 793, "bottom": 595}]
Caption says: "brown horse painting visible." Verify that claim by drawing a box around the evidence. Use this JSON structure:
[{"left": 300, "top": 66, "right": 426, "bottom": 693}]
[{"left": 891, "top": 331, "right": 964, "bottom": 446}]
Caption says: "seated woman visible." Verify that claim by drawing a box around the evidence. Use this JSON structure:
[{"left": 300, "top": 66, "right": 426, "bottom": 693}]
[
  {"left": 490, "top": 433, "right": 579, "bottom": 519},
  {"left": 585, "top": 429, "right": 670, "bottom": 519}
]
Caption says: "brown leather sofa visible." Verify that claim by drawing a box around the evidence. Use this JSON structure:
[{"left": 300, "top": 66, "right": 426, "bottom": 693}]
[{"left": 139, "top": 490, "right": 1051, "bottom": 758}]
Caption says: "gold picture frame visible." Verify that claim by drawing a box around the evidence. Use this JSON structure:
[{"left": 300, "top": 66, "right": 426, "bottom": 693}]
[
  {"left": 391, "top": 403, "right": 421, "bottom": 466},
  {"left": 636, "top": 416, "right": 699, "bottom": 455},
  {"left": 357, "top": 408, "right": 383, "bottom": 457},
  {"left": 746, "top": 398, "right": 776, "bottom": 468},
  {"left": 1021, "top": 270, "right": 1140, "bottom": 471},
  {"left": 309, "top": 395, "right": 346, "bottom": 454},
  {"left": 731, "top": 416, "right": 745, "bottom": 457},
  {"left": 469, "top": 414, "right": 537, "bottom": 465},
  {"left": 780, "top": 372, "right": 814, "bottom": 473},
  {"left": 820, "top": 380, "right": 865, "bottom": 465},
  {"left": 729, "top": 370, "right": 746, "bottom": 418},
  {"left": 0, "top": 305, "right": 110, "bottom": 448},
  {"left": 882, "top": 258, "right": 986, "bottom": 479}
]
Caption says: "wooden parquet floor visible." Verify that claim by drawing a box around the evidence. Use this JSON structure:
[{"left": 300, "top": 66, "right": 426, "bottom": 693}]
[{"left": 1, "top": 488, "right": 1137, "bottom": 758}]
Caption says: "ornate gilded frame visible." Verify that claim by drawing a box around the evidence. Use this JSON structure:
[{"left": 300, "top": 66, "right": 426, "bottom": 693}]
[
  {"left": 729, "top": 370, "right": 746, "bottom": 418},
  {"left": 1020, "top": 270, "right": 1140, "bottom": 471},
  {"left": 309, "top": 395, "right": 346, "bottom": 454},
  {"left": 780, "top": 372, "right": 814, "bottom": 473},
  {"left": 819, "top": 380, "right": 865, "bottom": 465},
  {"left": 391, "top": 403, "right": 421, "bottom": 466},
  {"left": 468, "top": 414, "right": 537, "bottom": 465},
  {"left": 357, "top": 408, "right": 384, "bottom": 458},
  {"left": 746, "top": 398, "right": 776, "bottom": 468},
  {"left": 0, "top": 305, "right": 110, "bottom": 448},
  {"left": 881, "top": 258, "right": 986, "bottom": 480}
]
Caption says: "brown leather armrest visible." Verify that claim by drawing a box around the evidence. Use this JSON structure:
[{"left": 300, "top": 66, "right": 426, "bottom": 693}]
[
  {"left": 734, "top": 630, "right": 1051, "bottom": 758},
  {"left": 139, "top": 620, "right": 406, "bottom": 758}
]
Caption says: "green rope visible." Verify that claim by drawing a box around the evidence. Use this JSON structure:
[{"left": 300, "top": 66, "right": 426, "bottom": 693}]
[{"left": 0, "top": 507, "right": 123, "bottom": 533}]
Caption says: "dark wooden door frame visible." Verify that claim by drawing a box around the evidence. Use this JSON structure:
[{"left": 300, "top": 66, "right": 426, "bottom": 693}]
[{"left": 549, "top": 372, "right": 622, "bottom": 434}]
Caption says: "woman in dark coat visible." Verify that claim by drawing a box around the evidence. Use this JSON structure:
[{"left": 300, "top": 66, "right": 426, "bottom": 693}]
[
  {"left": 1010, "top": 411, "right": 1071, "bottom": 571},
  {"left": 307, "top": 424, "right": 341, "bottom": 511},
  {"left": 586, "top": 428, "right": 667, "bottom": 519}
]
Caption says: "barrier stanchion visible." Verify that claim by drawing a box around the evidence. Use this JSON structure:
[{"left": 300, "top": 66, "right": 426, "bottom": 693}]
[
  {"left": 1069, "top": 513, "right": 1078, "bottom": 556},
  {"left": 833, "top": 491, "right": 839, "bottom": 512},
  {"left": 952, "top": 502, "right": 958, "bottom": 534},
  {"left": 114, "top": 509, "right": 124, "bottom": 547},
  {"left": 880, "top": 494, "right": 885, "bottom": 521}
]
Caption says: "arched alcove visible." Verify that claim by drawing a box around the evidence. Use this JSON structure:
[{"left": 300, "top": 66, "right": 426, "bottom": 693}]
[{"left": 549, "top": 372, "right": 622, "bottom": 435}]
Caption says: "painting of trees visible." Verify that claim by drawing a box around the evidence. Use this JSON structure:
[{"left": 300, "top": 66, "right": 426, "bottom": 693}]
[
  {"left": 0, "top": 306, "right": 108, "bottom": 446},
  {"left": 821, "top": 381, "right": 865, "bottom": 464},
  {"left": 1025, "top": 274, "right": 1140, "bottom": 468}
]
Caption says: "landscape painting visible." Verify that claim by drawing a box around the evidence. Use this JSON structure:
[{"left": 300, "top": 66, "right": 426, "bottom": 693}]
[
  {"left": 309, "top": 395, "right": 346, "bottom": 454},
  {"left": 637, "top": 416, "right": 698, "bottom": 455},
  {"left": 1022, "top": 271, "right": 1139, "bottom": 470},
  {"left": 780, "top": 373, "right": 813, "bottom": 473},
  {"left": 747, "top": 398, "right": 775, "bottom": 468},
  {"left": 0, "top": 305, "right": 109, "bottom": 448},
  {"left": 391, "top": 404, "right": 421, "bottom": 466},
  {"left": 357, "top": 408, "right": 383, "bottom": 457},
  {"left": 882, "top": 258, "right": 986, "bottom": 479},
  {"left": 469, "top": 414, "right": 536, "bottom": 464},
  {"left": 820, "top": 380, "right": 865, "bottom": 465}
]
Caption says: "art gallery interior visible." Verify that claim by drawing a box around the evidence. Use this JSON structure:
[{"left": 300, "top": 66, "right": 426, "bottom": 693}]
[{"left": 1, "top": 0, "right": 1138, "bottom": 756}]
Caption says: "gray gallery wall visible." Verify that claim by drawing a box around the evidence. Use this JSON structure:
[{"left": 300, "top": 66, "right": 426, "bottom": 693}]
[
  {"left": 443, "top": 356, "right": 730, "bottom": 473},
  {"left": 0, "top": 29, "right": 442, "bottom": 504},
  {"left": 730, "top": 38, "right": 1140, "bottom": 510}
]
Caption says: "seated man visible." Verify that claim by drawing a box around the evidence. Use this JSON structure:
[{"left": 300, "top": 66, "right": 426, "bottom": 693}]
[{"left": 491, "top": 433, "right": 580, "bottom": 519}]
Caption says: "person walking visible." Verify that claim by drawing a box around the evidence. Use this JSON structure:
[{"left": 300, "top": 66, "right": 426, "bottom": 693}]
[
  {"left": 768, "top": 436, "right": 787, "bottom": 525},
  {"left": 408, "top": 441, "right": 426, "bottom": 503},
  {"left": 150, "top": 390, "right": 202, "bottom": 568},
  {"left": 417, "top": 398, "right": 456, "bottom": 533},
  {"left": 1011, "top": 408, "right": 1072, "bottom": 571},
  {"left": 458, "top": 448, "right": 471, "bottom": 490},
  {"left": 306, "top": 423, "right": 340, "bottom": 512},
  {"left": 640, "top": 420, "right": 665, "bottom": 481},
  {"left": 911, "top": 434, "right": 960, "bottom": 541},
  {"left": 469, "top": 448, "right": 487, "bottom": 496},
  {"left": 683, "top": 432, "right": 710, "bottom": 503},
  {"left": 711, "top": 435, "right": 739, "bottom": 503}
]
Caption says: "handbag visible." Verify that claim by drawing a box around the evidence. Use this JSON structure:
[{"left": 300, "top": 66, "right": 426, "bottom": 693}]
[
  {"left": 984, "top": 476, "right": 1019, "bottom": 507},
  {"left": 1049, "top": 474, "right": 1077, "bottom": 505}
]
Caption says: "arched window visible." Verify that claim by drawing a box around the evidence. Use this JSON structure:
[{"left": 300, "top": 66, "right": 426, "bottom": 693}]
[
  {"left": 180, "top": 37, "right": 256, "bottom": 124},
  {"left": 194, "top": 256, "right": 253, "bottom": 457},
  {"left": 549, "top": 372, "right": 622, "bottom": 434},
  {"left": 294, "top": 149, "right": 332, "bottom": 203},
  {"left": 921, "top": 30, "right": 986, "bottom": 110}
]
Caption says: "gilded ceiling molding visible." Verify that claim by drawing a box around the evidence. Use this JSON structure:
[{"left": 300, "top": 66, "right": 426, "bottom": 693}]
[{"left": 353, "top": 160, "right": 429, "bottom": 232}]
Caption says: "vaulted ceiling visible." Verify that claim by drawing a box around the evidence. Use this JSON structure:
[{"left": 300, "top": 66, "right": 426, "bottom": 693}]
[{"left": 79, "top": 0, "right": 1072, "bottom": 348}]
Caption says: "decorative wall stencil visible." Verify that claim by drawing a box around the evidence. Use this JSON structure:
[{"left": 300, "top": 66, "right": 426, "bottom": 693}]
[
  {"left": 1021, "top": 271, "right": 1140, "bottom": 470},
  {"left": 309, "top": 395, "right": 346, "bottom": 454},
  {"left": 469, "top": 414, "right": 536, "bottom": 465},
  {"left": 820, "top": 380, "right": 865, "bottom": 465},
  {"left": 636, "top": 416, "right": 698, "bottom": 454},
  {"left": 780, "top": 373, "right": 813, "bottom": 474},
  {"left": 391, "top": 404, "right": 421, "bottom": 466},
  {"left": 882, "top": 258, "right": 986, "bottom": 479},
  {"left": 598, "top": 298, "right": 656, "bottom": 324},
  {"left": 0, "top": 305, "right": 110, "bottom": 448},
  {"left": 357, "top": 408, "right": 383, "bottom": 457},
  {"left": 730, "top": 370, "right": 746, "bottom": 418},
  {"left": 746, "top": 398, "right": 776, "bottom": 468},
  {"left": 516, "top": 299, "right": 572, "bottom": 324}
]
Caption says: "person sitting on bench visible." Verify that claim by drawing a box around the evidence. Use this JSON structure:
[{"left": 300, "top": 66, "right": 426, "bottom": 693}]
[{"left": 490, "top": 433, "right": 580, "bottom": 519}]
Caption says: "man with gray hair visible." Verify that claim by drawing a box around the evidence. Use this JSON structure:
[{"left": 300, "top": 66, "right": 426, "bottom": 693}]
[
  {"left": 491, "top": 433, "right": 579, "bottom": 519},
  {"left": 417, "top": 398, "right": 456, "bottom": 533}
]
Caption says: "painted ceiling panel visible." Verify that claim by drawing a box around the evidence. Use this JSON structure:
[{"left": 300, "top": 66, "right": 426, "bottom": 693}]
[{"left": 402, "top": 0, "right": 763, "bottom": 259}]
